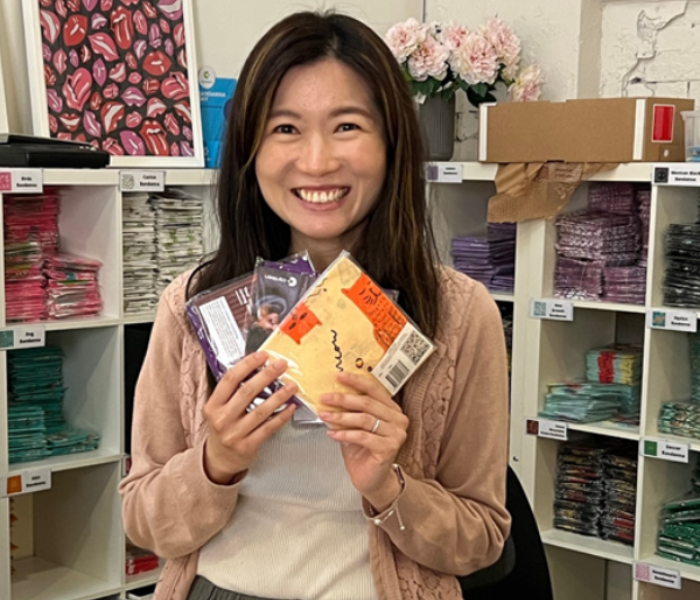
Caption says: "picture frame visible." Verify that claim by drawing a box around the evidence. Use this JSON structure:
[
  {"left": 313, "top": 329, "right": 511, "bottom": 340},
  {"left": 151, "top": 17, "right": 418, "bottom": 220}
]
[
  {"left": 22, "top": 0, "right": 204, "bottom": 167},
  {"left": 0, "top": 49, "right": 8, "bottom": 132}
]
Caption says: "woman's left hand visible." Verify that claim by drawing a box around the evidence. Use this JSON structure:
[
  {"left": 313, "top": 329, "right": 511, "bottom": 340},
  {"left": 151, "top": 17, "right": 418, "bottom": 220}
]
[{"left": 319, "top": 372, "right": 409, "bottom": 511}]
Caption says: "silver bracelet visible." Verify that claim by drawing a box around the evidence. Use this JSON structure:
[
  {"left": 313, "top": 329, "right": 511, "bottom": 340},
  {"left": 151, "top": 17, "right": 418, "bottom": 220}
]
[{"left": 370, "top": 463, "right": 406, "bottom": 531}]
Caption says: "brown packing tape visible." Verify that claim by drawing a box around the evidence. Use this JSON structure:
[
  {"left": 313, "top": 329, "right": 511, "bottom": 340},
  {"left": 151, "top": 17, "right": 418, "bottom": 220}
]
[{"left": 487, "top": 162, "right": 620, "bottom": 223}]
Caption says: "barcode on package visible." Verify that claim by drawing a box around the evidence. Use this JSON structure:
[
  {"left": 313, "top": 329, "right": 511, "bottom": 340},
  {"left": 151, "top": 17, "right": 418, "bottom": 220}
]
[{"left": 374, "top": 324, "right": 435, "bottom": 395}]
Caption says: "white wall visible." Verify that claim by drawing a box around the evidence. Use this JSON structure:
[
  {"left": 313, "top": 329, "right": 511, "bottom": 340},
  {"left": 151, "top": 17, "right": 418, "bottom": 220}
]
[
  {"left": 600, "top": 0, "right": 700, "bottom": 103},
  {"left": 0, "top": 0, "right": 422, "bottom": 134}
]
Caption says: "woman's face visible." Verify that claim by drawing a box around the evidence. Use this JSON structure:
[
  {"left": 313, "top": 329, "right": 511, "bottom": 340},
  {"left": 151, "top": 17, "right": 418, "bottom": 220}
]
[{"left": 255, "top": 58, "right": 387, "bottom": 255}]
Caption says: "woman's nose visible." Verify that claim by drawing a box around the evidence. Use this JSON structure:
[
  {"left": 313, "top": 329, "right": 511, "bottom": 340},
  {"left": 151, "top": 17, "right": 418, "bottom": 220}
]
[{"left": 296, "top": 133, "right": 340, "bottom": 175}]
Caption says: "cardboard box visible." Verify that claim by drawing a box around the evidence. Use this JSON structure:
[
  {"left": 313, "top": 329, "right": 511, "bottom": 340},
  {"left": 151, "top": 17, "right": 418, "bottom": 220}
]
[{"left": 479, "top": 98, "right": 695, "bottom": 163}]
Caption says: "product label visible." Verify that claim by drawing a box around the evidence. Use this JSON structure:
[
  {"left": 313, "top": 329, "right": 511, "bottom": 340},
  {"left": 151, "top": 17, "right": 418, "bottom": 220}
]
[
  {"left": 0, "top": 326, "right": 46, "bottom": 351},
  {"left": 525, "top": 418, "right": 568, "bottom": 441},
  {"left": 529, "top": 299, "right": 574, "bottom": 321},
  {"left": 0, "top": 169, "right": 43, "bottom": 193},
  {"left": 199, "top": 297, "right": 246, "bottom": 368},
  {"left": 652, "top": 105, "right": 675, "bottom": 143},
  {"left": 425, "top": 163, "right": 463, "bottom": 183},
  {"left": 2, "top": 468, "right": 52, "bottom": 497},
  {"left": 653, "top": 165, "right": 700, "bottom": 186},
  {"left": 634, "top": 562, "right": 681, "bottom": 589},
  {"left": 120, "top": 170, "right": 165, "bottom": 192},
  {"left": 646, "top": 309, "right": 697, "bottom": 333},
  {"left": 642, "top": 438, "right": 689, "bottom": 463},
  {"left": 374, "top": 323, "right": 434, "bottom": 395}
]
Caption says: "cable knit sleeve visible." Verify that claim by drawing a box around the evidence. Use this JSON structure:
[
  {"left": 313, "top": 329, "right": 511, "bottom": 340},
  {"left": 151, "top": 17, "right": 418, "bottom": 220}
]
[
  {"left": 367, "top": 275, "right": 511, "bottom": 576},
  {"left": 118, "top": 277, "right": 242, "bottom": 560}
]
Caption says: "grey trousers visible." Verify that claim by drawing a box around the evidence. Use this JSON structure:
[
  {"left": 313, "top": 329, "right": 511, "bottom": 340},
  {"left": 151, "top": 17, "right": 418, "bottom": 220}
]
[{"left": 187, "top": 576, "right": 292, "bottom": 600}]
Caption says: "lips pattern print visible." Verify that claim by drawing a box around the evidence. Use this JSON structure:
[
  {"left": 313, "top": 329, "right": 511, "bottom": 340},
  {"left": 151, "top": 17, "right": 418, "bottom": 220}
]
[{"left": 33, "top": 0, "right": 197, "bottom": 161}]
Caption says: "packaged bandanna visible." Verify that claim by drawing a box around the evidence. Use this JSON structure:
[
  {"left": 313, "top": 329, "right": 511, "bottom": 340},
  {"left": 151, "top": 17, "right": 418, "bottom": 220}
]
[{"left": 258, "top": 252, "right": 435, "bottom": 415}]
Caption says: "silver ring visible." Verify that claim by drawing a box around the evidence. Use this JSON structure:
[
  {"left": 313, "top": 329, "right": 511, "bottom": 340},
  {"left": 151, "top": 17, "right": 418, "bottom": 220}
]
[{"left": 371, "top": 418, "right": 381, "bottom": 434}]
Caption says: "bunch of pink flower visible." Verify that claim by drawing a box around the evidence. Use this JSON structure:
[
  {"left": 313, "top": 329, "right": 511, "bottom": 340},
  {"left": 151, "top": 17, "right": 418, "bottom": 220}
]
[{"left": 385, "top": 17, "right": 542, "bottom": 107}]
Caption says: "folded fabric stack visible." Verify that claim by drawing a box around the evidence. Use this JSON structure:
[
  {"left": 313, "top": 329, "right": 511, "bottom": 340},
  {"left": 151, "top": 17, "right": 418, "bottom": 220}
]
[
  {"left": 693, "top": 456, "right": 700, "bottom": 494},
  {"left": 638, "top": 189, "right": 651, "bottom": 268},
  {"left": 44, "top": 254, "right": 103, "bottom": 319},
  {"left": 451, "top": 222, "right": 516, "bottom": 292},
  {"left": 554, "top": 441, "right": 607, "bottom": 537},
  {"left": 3, "top": 190, "right": 60, "bottom": 322},
  {"left": 554, "top": 440, "right": 637, "bottom": 545},
  {"left": 586, "top": 346, "right": 643, "bottom": 387},
  {"left": 150, "top": 190, "right": 204, "bottom": 295},
  {"left": 541, "top": 382, "right": 639, "bottom": 423},
  {"left": 450, "top": 236, "right": 493, "bottom": 287},
  {"left": 691, "top": 329, "right": 700, "bottom": 404},
  {"left": 554, "top": 183, "right": 649, "bottom": 304},
  {"left": 7, "top": 346, "right": 99, "bottom": 464},
  {"left": 126, "top": 544, "right": 160, "bottom": 577},
  {"left": 657, "top": 492, "right": 700, "bottom": 567},
  {"left": 487, "top": 223, "right": 516, "bottom": 292},
  {"left": 658, "top": 401, "right": 700, "bottom": 440},
  {"left": 663, "top": 223, "right": 700, "bottom": 308},
  {"left": 123, "top": 193, "right": 158, "bottom": 314}
]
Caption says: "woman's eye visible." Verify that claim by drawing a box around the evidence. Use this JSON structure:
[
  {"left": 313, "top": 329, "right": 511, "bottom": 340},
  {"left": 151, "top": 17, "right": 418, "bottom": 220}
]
[
  {"left": 273, "top": 124, "right": 296, "bottom": 134},
  {"left": 338, "top": 123, "right": 359, "bottom": 132}
]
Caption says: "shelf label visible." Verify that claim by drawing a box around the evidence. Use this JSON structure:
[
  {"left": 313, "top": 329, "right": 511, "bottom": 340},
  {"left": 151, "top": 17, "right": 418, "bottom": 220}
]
[
  {"left": 0, "top": 169, "right": 43, "bottom": 194},
  {"left": 0, "top": 326, "right": 46, "bottom": 351},
  {"left": 653, "top": 164, "right": 700, "bottom": 187},
  {"left": 642, "top": 438, "right": 689, "bottom": 463},
  {"left": 425, "top": 163, "right": 463, "bottom": 183},
  {"left": 634, "top": 561, "right": 681, "bottom": 589},
  {"left": 646, "top": 308, "right": 697, "bottom": 332},
  {"left": 2, "top": 468, "right": 52, "bottom": 497},
  {"left": 529, "top": 299, "right": 574, "bottom": 321},
  {"left": 526, "top": 418, "right": 568, "bottom": 441},
  {"left": 120, "top": 170, "right": 165, "bottom": 192}
]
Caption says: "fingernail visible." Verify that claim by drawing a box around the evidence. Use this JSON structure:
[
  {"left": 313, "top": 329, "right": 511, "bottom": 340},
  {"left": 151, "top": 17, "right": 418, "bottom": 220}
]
[
  {"left": 319, "top": 411, "right": 332, "bottom": 420},
  {"left": 327, "top": 430, "right": 339, "bottom": 438},
  {"left": 284, "top": 383, "right": 297, "bottom": 393},
  {"left": 321, "top": 393, "right": 335, "bottom": 404},
  {"left": 273, "top": 358, "right": 287, "bottom": 369}
]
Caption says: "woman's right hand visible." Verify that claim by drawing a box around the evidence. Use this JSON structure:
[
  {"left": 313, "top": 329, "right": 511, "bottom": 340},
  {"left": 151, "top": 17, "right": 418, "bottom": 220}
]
[{"left": 203, "top": 351, "right": 297, "bottom": 484}]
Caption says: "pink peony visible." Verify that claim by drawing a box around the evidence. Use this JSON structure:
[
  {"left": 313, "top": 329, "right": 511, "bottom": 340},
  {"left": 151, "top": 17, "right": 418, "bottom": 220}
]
[
  {"left": 481, "top": 17, "right": 521, "bottom": 81},
  {"left": 508, "top": 64, "right": 543, "bottom": 102},
  {"left": 385, "top": 18, "right": 428, "bottom": 63},
  {"left": 407, "top": 33, "right": 450, "bottom": 81},
  {"left": 437, "top": 21, "right": 469, "bottom": 52},
  {"left": 450, "top": 31, "right": 499, "bottom": 85}
]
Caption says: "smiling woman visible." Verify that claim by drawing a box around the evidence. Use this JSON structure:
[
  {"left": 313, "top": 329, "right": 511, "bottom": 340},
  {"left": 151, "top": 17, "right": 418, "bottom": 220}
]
[{"left": 120, "top": 10, "right": 511, "bottom": 600}]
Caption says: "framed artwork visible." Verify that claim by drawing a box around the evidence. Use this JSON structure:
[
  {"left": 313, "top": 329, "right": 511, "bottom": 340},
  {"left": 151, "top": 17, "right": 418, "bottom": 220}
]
[
  {"left": 22, "top": 0, "right": 204, "bottom": 167},
  {"left": 0, "top": 50, "right": 8, "bottom": 132}
]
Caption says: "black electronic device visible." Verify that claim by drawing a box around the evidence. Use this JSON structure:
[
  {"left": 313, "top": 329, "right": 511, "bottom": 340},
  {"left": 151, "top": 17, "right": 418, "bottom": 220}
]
[{"left": 0, "top": 134, "right": 110, "bottom": 168}]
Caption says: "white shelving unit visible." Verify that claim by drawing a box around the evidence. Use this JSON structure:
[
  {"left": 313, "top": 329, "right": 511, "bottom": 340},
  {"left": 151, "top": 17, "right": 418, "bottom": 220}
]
[
  {"left": 4, "top": 162, "right": 700, "bottom": 600},
  {"left": 0, "top": 168, "right": 217, "bottom": 600},
  {"left": 428, "top": 161, "right": 700, "bottom": 600}
]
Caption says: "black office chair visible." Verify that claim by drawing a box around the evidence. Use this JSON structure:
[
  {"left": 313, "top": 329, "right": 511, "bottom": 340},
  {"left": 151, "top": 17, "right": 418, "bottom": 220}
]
[{"left": 457, "top": 465, "right": 553, "bottom": 600}]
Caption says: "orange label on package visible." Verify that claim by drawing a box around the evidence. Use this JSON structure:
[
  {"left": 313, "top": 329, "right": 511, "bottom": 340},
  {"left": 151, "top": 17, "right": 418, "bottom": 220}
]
[
  {"left": 281, "top": 302, "right": 322, "bottom": 344},
  {"left": 342, "top": 273, "right": 407, "bottom": 350}
]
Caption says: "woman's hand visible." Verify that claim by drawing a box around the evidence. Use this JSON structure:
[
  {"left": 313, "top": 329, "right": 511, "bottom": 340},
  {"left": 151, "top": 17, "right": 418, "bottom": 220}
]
[
  {"left": 319, "top": 372, "right": 408, "bottom": 511},
  {"left": 203, "top": 351, "right": 297, "bottom": 485}
]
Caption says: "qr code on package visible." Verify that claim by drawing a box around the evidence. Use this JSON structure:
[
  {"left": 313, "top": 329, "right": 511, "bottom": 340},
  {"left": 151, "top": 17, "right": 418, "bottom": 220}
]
[{"left": 401, "top": 330, "right": 431, "bottom": 365}]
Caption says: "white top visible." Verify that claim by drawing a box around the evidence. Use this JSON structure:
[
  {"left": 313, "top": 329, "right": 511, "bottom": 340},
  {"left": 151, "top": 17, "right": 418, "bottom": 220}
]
[{"left": 197, "top": 420, "right": 378, "bottom": 600}]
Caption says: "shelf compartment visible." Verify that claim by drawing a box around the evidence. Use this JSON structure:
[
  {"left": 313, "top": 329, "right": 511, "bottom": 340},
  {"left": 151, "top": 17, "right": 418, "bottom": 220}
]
[
  {"left": 124, "top": 560, "right": 163, "bottom": 589},
  {"left": 637, "top": 577, "right": 700, "bottom": 600},
  {"left": 572, "top": 300, "right": 647, "bottom": 314},
  {"left": 10, "top": 463, "right": 122, "bottom": 600},
  {"left": 7, "top": 326, "right": 121, "bottom": 471},
  {"left": 568, "top": 421, "right": 640, "bottom": 441},
  {"left": 541, "top": 528, "right": 634, "bottom": 564},
  {"left": 544, "top": 545, "right": 621, "bottom": 600}
]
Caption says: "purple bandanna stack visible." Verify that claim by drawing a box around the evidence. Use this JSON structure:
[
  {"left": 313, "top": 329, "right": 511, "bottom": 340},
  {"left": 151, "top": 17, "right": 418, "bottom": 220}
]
[
  {"left": 554, "top": 183, "right": 649, "bottom": 305},
  {"left": 451, "top": 223, "right": 516, "bottom": 293}
]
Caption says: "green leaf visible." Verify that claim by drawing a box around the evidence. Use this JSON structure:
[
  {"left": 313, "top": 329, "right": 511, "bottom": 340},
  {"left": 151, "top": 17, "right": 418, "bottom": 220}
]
[{"left": 472, "top": 82, "right": 488, "bottom": 97}]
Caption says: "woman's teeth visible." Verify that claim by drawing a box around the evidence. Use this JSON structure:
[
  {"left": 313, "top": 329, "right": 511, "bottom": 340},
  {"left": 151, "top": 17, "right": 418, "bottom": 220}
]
[{"left": 297, "top": 188, "right": 347, "bottom": 203}]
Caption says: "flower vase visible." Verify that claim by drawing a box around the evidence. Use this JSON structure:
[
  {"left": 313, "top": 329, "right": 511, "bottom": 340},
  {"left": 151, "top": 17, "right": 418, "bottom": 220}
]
[{"left": 418, "top": 95, "right": 456, "bottom": 161}]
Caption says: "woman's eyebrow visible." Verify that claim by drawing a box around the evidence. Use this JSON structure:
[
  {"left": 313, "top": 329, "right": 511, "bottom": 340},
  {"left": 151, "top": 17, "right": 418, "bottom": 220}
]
[{"left": 268, "top": 106, "right": 375, "bottom": 120}]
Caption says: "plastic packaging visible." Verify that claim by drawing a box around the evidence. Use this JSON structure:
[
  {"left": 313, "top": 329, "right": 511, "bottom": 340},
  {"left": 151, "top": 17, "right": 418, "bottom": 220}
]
[{"left": 258, "top": 251, "right": 435, "bottom": 415}]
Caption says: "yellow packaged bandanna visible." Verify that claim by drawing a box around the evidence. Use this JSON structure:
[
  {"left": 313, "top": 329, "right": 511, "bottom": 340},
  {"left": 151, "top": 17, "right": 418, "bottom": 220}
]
[{"left": 259, "top": 252, "right": 435, "bottom": 415}]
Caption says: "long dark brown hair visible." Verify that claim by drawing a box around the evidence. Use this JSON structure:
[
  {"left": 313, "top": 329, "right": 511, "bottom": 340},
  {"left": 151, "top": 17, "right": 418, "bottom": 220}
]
[{"left": 190, "top": 11, "right": 442, "bottom": 337}]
